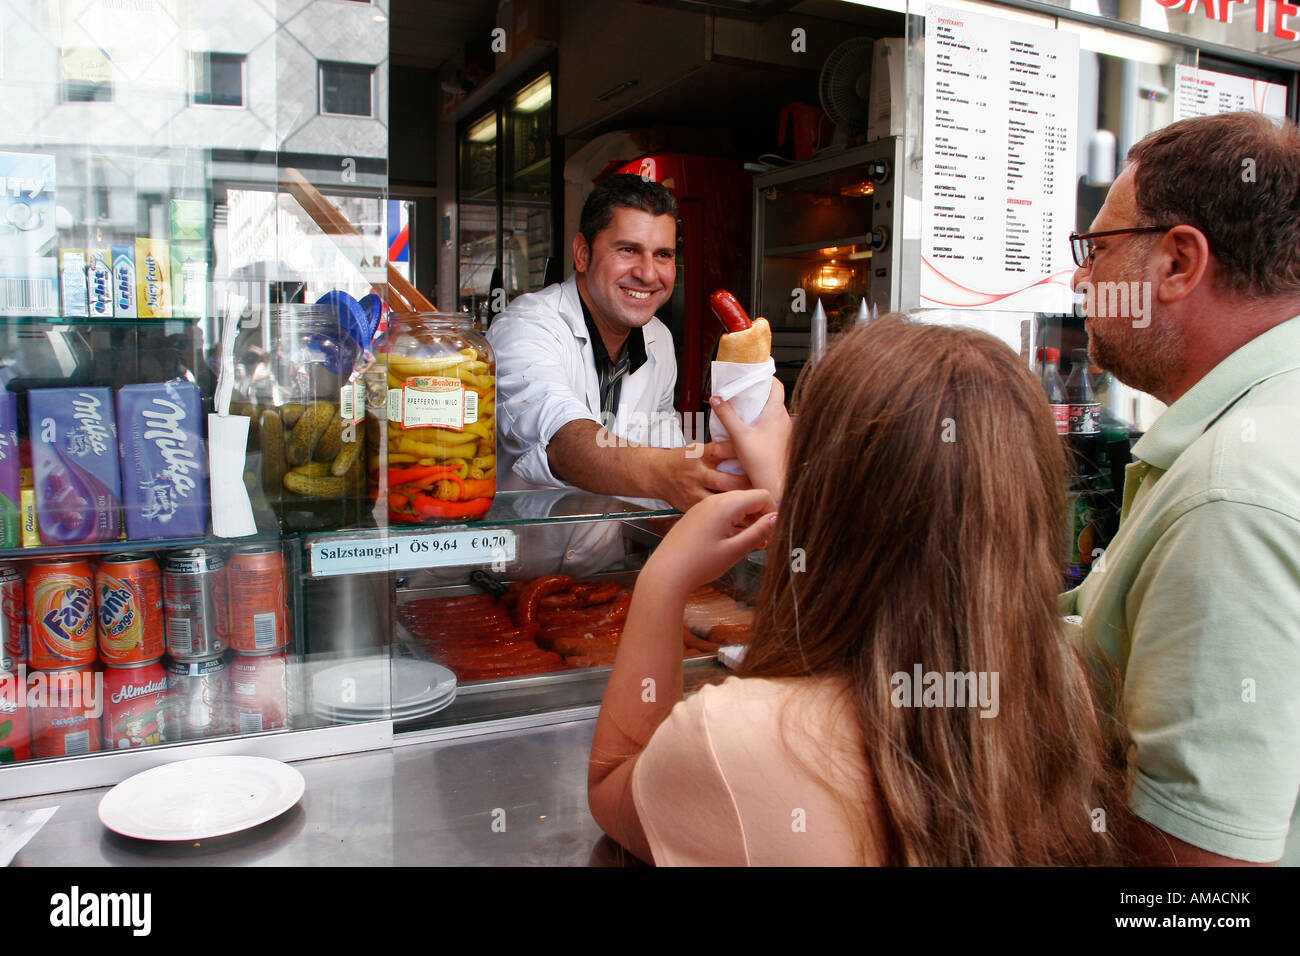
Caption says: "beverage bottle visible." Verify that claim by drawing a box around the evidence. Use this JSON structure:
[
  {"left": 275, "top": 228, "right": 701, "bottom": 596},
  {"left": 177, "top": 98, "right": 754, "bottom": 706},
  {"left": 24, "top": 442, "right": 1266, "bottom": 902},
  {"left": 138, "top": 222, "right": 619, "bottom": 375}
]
[
  {"left": 1036, "top": 347, "right": 1069, "bottom": 436},
  {"left": 1065, "top": 349, "right": 1101, "bottom": 440}
]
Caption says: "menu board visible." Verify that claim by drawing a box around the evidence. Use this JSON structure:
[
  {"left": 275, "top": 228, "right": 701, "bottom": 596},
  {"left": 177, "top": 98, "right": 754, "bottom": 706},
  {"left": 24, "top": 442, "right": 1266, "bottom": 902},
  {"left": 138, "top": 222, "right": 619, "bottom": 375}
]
[
  {"left": 921, "top": 6, "right": 1079, "bottom": 313},
  {"left": 1174, "top": 66, "right": 1288, "bottom": 121}
]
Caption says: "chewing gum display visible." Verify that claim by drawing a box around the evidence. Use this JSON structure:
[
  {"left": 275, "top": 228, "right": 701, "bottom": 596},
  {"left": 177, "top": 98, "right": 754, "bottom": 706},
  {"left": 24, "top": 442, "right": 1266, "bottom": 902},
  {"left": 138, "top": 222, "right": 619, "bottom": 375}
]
[
  {"left": 87, "top": 247, "right": 113, "bottom": 318},
  {"left": 116, "top": 380, "right": 208, "bottom": 539},
  {"left": 28, "top": 387, "right": 122, "bottom": 545},
  {"left": 171, "top": 242, "right": 207, "bottom": 319},
  {"left": 59, "top": 248, "right": 88, "bottom": 317},
  {"left": 135, "top": 238, "right": 171, "bottom": 318},
  {"left": 112, "top": 244, "right": 137, "bottom": 318}
]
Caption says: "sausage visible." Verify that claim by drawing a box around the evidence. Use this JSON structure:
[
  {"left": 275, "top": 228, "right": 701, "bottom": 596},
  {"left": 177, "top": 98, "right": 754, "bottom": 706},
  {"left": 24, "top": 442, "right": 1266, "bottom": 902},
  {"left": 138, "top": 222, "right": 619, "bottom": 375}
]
[
  {"left": 551, "top": 635, "right": 621, "bottom": 657},
  {"left": 514, "top": 575, "right": 575, "bottom": 625},
  {"left": 538, "top": 591, "right": 631, "bottom": 628},
  {"left": 684, "top": 633, "right": 724, "bottom": 653},
  {"left": 710, "top": 289, "right": 752, "bottom": 333},
  {"left": 706, "top": 624, "right": 752, "bottom": 645},
  {"left": 536, "top": 624, "right": 622, "bottom": 650}
]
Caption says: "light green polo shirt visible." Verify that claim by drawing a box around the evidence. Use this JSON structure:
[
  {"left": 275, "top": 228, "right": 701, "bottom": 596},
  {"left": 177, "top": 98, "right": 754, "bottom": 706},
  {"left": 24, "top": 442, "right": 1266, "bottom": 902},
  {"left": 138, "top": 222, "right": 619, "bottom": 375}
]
[{"left": 1062, "top": 313, "right": 1300, "bottom": 865}]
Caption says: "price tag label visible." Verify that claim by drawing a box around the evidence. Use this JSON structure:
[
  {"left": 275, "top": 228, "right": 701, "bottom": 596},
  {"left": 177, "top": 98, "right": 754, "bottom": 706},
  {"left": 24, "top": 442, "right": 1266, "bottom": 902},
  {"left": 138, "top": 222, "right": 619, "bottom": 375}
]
[{"left": 310, "top": 529, "right": 517, "bottom": 577}]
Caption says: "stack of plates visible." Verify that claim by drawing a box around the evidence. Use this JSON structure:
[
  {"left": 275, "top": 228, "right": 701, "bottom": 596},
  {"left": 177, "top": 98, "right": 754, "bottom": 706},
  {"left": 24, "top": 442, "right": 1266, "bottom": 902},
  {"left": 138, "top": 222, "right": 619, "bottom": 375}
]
[{"left": 313, "top": 658, "right": 457, "bottom": 725}]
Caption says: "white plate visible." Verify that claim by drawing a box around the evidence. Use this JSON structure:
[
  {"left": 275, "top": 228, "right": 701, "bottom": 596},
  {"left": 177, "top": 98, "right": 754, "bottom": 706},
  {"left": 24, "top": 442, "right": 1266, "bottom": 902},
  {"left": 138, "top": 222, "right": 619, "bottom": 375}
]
[
  {"left": 312, "top": 659, "right": 456, "bottom": 711},
  {"left": 315, "top": 689, "right": 457, "bottom": 725},
  {"left": 98, "top": 756, "right": 305, "bottom": 842}
]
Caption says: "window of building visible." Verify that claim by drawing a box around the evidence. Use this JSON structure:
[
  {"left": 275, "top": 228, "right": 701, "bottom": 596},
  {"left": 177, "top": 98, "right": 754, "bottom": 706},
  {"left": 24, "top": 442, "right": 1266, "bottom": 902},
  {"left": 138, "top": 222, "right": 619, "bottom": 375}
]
[
  {"left": 60, "top": 48, "right": 112, "bottom": 103},
  {"left": 319, "top": 61, "right": 374, "bottom": 117},
  {"left": 190, "top": 52, "right": 246, "bottom": 107}
]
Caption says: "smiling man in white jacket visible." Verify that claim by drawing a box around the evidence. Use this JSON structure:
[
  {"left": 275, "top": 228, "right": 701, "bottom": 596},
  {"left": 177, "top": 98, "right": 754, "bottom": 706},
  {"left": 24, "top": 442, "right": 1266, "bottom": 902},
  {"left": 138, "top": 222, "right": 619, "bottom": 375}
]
[{"left": 488, "top": 174, "right": 746, "bottom": 513}]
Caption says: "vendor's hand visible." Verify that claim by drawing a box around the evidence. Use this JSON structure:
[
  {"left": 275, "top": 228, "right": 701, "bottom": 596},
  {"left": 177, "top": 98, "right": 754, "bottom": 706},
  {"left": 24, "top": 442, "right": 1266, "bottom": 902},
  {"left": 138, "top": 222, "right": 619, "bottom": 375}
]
[
  {"left": 656, "top": 441, "right": 750, "bottom": 512},
  {"left": 710, "top": 378, "right": 791, "bottom": 500},
  {"left": 642, "top": 488, "right": 778, "bottom": 597}
]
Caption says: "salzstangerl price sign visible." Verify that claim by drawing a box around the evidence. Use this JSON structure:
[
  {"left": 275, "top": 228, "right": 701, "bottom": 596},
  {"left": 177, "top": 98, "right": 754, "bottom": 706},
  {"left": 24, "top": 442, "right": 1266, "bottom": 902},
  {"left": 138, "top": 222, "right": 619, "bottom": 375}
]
[{"left": 309, "top": 529, "right": 517, "bottom": 577}]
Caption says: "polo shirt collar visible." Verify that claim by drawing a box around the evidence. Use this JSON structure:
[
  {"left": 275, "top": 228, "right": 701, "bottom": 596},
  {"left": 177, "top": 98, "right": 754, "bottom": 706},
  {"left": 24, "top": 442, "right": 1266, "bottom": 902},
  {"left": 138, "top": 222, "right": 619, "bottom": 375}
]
[
  {"left": 1133, "top": 312, "right": 1300, "bottom": 471},
  {"left": 577, "top": 283, "right": 648, "bottom": 375}
]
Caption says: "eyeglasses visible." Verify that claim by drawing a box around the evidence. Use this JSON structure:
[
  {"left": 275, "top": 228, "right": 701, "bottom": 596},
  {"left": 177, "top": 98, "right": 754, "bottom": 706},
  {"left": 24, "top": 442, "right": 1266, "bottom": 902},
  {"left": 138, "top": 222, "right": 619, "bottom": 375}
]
[{"left": 1069, "top": 226, "right": 1174, "bottom": 268}]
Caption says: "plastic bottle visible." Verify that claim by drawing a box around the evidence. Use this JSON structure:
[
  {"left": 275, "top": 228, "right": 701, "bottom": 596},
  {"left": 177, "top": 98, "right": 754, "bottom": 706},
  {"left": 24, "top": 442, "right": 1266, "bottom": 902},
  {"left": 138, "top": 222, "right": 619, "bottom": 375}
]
[{"left": 1036, "top": 347, "right": 1069, "bottom": 437}]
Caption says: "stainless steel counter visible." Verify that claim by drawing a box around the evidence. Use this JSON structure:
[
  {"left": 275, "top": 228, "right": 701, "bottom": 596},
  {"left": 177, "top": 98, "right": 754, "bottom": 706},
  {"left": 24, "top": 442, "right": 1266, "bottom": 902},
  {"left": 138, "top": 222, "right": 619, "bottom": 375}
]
[{"left": 2, "top": 716, "right": 642, "bottom": 867}]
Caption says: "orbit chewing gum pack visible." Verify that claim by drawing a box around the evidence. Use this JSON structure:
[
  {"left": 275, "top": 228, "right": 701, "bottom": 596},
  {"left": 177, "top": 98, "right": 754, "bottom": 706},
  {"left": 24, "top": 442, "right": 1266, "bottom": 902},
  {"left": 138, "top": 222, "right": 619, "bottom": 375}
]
[
  {"left": 112, "top": 243, "right": 137, "bottom": 318},
  {"left": 59, "top": 248, "right": 89, "bottom": 317},
  {"left": 134, "top": 238, "right": 171, "bottom": 318},
  {"left": 87, "top": 247, "right": 113, "bottom": 318}
]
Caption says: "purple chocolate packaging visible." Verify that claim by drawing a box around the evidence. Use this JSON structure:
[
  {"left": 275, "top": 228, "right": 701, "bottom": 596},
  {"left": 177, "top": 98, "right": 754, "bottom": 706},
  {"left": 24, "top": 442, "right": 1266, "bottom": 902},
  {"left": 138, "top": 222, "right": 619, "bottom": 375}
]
[
  {"left": 28, "top": 387, "right": 123, "bottom": 545},
  {"left": 0, "top": 391, "right": 19, "bottom": 548},
  {"left": 116, "top": 380, "right": 208, "bottom": 539}
]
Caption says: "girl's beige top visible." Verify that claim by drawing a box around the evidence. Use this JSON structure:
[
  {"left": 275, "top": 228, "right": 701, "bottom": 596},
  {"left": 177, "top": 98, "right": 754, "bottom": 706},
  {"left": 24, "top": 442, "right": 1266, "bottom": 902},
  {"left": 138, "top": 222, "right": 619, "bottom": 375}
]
[{"left": 631, "top": 675, "right": 882, "bottom": 866}]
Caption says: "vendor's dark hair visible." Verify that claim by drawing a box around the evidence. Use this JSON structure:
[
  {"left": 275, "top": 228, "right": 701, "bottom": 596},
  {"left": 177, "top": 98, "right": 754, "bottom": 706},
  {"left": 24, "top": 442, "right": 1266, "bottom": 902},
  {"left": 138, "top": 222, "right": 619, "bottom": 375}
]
[{"left": 579, "top": 174, "right": 678, "bottom": 244}]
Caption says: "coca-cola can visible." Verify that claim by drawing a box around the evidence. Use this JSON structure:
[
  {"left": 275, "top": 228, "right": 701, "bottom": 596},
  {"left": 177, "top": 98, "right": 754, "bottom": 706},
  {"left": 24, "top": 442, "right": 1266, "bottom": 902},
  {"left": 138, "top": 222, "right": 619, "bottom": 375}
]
[
  {"left": 29, "top": 666, "right": 102, "bottom": 758},
  {"left": 0, "top": 564, "right": 25, "bottom": 672},
  {"left": 227, "top": 545, "right": 288, "bottom": 654},
  {"left": 102, "top": 660, "right": 168, "bottom": 749},
  {"left": 163, "top": 548, "right": 227, "bottom": 659},
  {"left": 163, "top": 654, "right": 232, "bottom": 741},
  {"left": 231, "top": 651, "right": 293, "bottom": 732},
  {"left": 0, "top": 670, "right": 30, "bottom": 763}
]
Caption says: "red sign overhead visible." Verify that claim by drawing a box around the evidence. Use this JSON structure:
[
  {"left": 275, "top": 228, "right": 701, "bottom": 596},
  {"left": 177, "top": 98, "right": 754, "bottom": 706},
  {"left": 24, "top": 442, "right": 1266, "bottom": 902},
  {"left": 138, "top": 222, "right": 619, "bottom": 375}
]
[{"left": 1153, "top": 0, "right": 1298, "bottom": 41}]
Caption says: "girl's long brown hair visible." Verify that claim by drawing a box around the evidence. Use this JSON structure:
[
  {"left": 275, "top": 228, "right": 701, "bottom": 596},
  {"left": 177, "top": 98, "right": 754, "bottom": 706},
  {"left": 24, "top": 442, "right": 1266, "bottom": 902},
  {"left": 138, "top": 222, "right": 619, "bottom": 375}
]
[{"left": 739, "top": 317, "right": 1126, "bottom": 866}]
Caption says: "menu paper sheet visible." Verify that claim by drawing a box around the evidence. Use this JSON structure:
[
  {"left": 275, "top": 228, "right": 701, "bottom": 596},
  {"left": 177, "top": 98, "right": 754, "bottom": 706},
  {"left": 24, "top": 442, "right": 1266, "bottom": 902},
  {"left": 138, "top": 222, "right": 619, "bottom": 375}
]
[
  {"left": 921, "top": 6, "right": 1079, "bottom": 313},
  {"left": 1173, "top": 66, "right": 1287, "bottom": 121}
]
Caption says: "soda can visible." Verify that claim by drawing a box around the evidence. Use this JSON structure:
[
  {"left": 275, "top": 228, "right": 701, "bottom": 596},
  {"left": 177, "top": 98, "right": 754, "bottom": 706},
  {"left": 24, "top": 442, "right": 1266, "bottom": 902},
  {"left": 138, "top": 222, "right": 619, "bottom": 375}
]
[
  {"left": 96, "top": 553, "right": 164, "bottom": 665},
  {"left": 1, "top": 564, "right": 26, "bottom": 672},
  {"left": 227, "top": 545, "right": 288, "bottom": 654},
  {"left": 163, "top": 548, "right": 227, "bottom": 659},
  {"left": 29, "top": 666, "right": 102, "bottom": 758},
  {"left": 102, "top": 659, "right": 168, "bottom": 749},
  {"left": 0, "top": 670, "right": 31, "bottom": 763},
  {"left": 231, "top": 651, "right": 293, "bottom": 732},
  {"left": 163, "top": 654, "right": 232, "bottom": 741},
  {"left": 27, "top": 559, "right": 97, "bottom": 669}
]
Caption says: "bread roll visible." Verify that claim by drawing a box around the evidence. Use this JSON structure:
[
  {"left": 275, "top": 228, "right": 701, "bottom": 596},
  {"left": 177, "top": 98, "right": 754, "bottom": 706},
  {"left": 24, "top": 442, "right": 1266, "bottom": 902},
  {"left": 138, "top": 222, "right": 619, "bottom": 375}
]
[{"left": 716, "top": 317, "right": 771, "bottom": 364}]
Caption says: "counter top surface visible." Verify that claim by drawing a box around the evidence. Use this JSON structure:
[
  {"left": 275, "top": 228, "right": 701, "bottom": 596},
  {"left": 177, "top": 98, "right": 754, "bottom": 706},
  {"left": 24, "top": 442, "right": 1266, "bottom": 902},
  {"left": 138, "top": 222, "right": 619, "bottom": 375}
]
[{"left": 2, "top": 717, "right": 641, "bottom": 866}]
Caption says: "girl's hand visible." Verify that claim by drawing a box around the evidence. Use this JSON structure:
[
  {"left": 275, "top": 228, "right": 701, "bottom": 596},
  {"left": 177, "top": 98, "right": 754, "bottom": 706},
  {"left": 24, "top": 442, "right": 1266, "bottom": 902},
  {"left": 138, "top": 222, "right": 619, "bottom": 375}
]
[
  {"left": 643, "top": 489, "right": 778, "bottom": 597},
  {"left": 710, "top": 378, "right": 790, "bottom": 500}
]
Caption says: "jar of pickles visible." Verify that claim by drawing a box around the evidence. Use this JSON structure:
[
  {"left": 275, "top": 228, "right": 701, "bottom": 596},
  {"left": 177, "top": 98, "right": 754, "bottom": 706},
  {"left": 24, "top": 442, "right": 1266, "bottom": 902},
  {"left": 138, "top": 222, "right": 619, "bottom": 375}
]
[
  {"left": 233, "top": 304, "right": 368, "bottom": 532},
  {"left": 372, "top": 313, "right": 495, "bottom": 523}
]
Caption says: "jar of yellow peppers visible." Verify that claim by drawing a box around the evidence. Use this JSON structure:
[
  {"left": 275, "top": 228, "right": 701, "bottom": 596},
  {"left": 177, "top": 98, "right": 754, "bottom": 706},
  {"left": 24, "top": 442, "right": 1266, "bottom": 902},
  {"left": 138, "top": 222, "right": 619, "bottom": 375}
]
[{"left": 372, "top": 313, "right": 496, "bottom": 523}]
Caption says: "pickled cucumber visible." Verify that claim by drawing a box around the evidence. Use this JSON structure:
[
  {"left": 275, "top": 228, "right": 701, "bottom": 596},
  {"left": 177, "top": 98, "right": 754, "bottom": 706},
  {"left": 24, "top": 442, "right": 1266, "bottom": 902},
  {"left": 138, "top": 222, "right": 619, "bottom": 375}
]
[
  {"left": 331, "top": 438, "right": 362, "bottom": 476},
  {"left": 288, "top": 401, "right": 336, "bottom": 466},
  {"left": 260, "top": 410, "right": 286, "bottom": 491},
  {"left": 313, "top": 417, "right": 342, "bottom": 461},
  {"left": 284, "top": 471, "right": 346, "bottom": 496},
  {"left": 280, "top": 403, "right": 305, "bottom": 427}
]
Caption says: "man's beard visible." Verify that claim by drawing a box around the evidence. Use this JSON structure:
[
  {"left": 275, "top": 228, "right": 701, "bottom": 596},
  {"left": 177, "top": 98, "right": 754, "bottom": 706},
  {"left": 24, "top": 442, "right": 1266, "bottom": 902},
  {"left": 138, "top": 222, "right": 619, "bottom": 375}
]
[{"left": 1086, "top": 308, "right": 1186, "bottom": 401}]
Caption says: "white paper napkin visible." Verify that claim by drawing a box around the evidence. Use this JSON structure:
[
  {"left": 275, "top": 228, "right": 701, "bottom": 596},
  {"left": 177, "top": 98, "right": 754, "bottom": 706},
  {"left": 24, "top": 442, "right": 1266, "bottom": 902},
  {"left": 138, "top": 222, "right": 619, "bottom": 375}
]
[
  {"left": 709, "top": 358, "right": 776, "bottom": 476},
  {"left": 209, "top": 293, "right": 257, "bottom": 538},
  {"left": 0, "top": 807, "right": 58, "bottom": 866}
]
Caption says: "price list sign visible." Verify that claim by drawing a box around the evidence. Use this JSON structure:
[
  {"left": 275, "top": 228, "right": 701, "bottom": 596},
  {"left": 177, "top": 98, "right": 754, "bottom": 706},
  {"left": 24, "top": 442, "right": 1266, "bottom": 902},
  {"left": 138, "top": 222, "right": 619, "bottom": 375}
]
[
  {"left": 921, "top": 6, "right": 1079, "bottom": 313},
  {"left": 1173, "top": 65, "right": 1287, "bottom": 121},
  {"left": 310, "top": 529, "right": 517, "bottom": 577}
]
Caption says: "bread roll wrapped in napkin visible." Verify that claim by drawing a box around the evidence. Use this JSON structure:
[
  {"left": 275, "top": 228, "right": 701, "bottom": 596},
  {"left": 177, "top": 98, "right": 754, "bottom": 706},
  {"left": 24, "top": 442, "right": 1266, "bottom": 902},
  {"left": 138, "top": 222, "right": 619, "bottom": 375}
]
[{"left": 708, "top": 290, "right": 775, "bottom": 476}]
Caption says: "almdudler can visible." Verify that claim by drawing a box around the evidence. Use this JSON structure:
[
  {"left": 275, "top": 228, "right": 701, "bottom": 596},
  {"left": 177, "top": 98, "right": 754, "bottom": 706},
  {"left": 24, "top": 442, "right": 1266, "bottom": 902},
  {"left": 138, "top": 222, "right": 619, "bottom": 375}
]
[
  {"left": 27, "top": 559, "right": 97, "bottom": 669},
  {"left": 163, "top": 548, "right": 227, "bottom": 659},
  {"left": 29, "top": 666, "right": 101, "bottom": 758},
  {"left": 227, "top": 545, "right": 288, "bottom": 653},
  {"left": 231, "top": 651, "right": 292, "bottom": 732},
  {"left": 103, "top": 660, "right": 168, "bottom": 749},
  {"left": 163, "top": 654, "right": 232, "bottom": 741},
  {"left": 96, "top": 553, "right": 164, "bottom": 664},
  {"left": 0, "top": 564, "right": 25, "bottom": 672}
]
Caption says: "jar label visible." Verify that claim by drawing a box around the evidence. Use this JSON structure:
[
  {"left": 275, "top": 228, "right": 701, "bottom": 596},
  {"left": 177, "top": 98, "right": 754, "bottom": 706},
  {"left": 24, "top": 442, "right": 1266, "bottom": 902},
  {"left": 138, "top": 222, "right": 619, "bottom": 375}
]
[
  {"left": 339, "top": 383, "right": 365, "bottom": 426},
  {"left": 390, "top": 377, "right": 465, "bottom": 429}
]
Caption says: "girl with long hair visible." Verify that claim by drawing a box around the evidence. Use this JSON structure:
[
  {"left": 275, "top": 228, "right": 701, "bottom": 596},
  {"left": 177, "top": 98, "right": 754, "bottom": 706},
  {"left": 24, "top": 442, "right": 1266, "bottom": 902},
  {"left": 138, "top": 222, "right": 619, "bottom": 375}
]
[{"left": 587, "top": 316, "right": 1127, "bottom": 865}]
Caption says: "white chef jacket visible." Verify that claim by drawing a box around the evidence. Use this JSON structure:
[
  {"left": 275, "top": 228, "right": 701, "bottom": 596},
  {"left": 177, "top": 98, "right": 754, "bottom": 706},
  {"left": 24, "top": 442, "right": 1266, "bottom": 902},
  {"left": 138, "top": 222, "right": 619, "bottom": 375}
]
[{"left": 486, "top": 274, "right": 685, "bottom": 492}]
